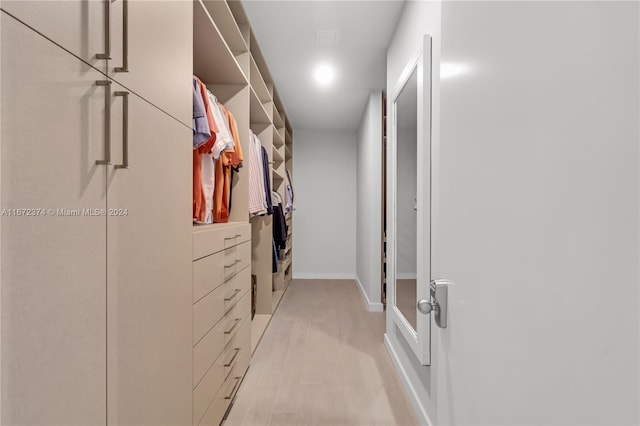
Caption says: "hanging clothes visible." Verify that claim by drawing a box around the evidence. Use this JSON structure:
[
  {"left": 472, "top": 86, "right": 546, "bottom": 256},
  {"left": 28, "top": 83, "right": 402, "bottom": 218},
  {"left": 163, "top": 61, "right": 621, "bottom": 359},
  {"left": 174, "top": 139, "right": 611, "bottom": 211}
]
[
  {"left": 272, "top": 191, "right": 287, "bottom": 250},
  {"left": 284, "top": 167, "right": 295, "bottom": 214},
  {"left": 212, "top": 103, "right": 243, "bottom": 223},
  {"left": 207, "top": 91, "right": 234, "bottom": 159},
  {"left": 193, "top": 76, "right": 218, "bottom": 223},
  {"left": 192, "top": 78, "right": 210, "bottom": 149},
  {"left": 261, "top": 145, "right": 273, "bottom": 215},
  {"left": 249, "top": 132, "right": 268, "bottom": 216}
]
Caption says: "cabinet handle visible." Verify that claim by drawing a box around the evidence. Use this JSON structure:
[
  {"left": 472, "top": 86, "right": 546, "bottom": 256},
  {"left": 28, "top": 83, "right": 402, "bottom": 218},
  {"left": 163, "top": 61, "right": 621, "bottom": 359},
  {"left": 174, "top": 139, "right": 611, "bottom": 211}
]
[
  {"left": 224, "top": 289, "right": 241, "bottom": 302},
  {"left": 224, "top": 318, "right": 241, "bottom": 335},
  {"left": 95, "top": 80, "right": 112, "bottom": 165},
  {"left": 224, "top": 234, "right": 242, "bottom": 241},
  {"left": 224, "top": 377, "right": 242, "bottom": 400},
  {"left": 114, "top": 0, "right": 129, "bottom": 72},
  {"left": 114, "top": 91, "right": 129, "bottom": 169},
  {"left": 224, "top": 259, "right": 241, "bottom": 269},
  {"left": 96, "top": 0, "right": 111, "bottom": 60},
  {"left": 224, "top": 348, "right": 241, "bottom": 367}
]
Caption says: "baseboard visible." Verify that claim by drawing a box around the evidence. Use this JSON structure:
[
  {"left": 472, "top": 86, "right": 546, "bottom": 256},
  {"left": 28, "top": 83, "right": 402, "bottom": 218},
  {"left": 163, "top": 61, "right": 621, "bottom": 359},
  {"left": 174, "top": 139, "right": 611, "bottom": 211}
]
[
  {"left": 384, "top": 334, "right": 433, "bottom": 426},
  {"left": 355, "top": 277, "right": 384, "bottom": 312},
  {"left": 292, "top": 272, "right": 356, "bottom": 280}
]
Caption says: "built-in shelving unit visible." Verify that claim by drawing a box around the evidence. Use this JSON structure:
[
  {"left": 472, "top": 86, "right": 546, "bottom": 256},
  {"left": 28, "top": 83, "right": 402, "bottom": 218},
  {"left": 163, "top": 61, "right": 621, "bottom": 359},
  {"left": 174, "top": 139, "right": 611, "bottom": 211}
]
[{"left": 196, "top": 0, "right": 294, "bottom": 356}]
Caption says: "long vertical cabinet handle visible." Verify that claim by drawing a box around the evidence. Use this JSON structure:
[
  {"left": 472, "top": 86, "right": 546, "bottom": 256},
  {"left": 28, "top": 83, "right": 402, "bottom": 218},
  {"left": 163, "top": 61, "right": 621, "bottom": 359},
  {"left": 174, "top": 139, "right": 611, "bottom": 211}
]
[
  {"left": 96, "top": 80, "right": 112, "bottom": 165},
  {"left": 114, "top": 0, "right": 129, "bottom": 72},
  {"left": 114, "top": 91, "right": 130, "bottom": 169},
  {"left": 96, "top": 0, "right": 111, "bottom": 59}
]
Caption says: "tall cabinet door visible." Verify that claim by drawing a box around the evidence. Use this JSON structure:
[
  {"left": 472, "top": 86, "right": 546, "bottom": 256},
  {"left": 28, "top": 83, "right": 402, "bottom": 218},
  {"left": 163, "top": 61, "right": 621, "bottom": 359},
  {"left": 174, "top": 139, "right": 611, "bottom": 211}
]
[
  {"left": 106, "top": 81, "right": 192, "bottom": 425},
  {"left": 0, "top": 0, "right": 108, "bottom": 72},
  {"left": 1, "top": 12, "right": 107, "bottom": 425},
  {"left": 108, "top": 0, "right": 192, "bottom": 126}
]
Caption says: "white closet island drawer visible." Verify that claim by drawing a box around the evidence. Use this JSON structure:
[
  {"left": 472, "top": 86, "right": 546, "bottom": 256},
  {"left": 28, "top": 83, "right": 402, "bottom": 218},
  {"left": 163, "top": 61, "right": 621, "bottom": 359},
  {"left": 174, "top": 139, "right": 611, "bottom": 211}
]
[
  {"left": 193, "top": 240, "right": 251, "bottom": 302},
  {"left": 193, "top": 223, "right": 251, "bottom": 260},
  {"left": 193, "top": 298, "right": 250, "bottom": 424},
  {"left": 193, "top": 267, "right": 250, "bottom": 345}
]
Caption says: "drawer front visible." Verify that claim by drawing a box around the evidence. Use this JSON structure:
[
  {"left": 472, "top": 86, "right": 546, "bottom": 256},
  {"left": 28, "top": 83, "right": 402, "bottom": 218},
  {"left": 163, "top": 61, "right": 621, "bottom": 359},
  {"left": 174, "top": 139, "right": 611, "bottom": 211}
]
[
  {"left": 223, "top": 290, "right": 250, "bottom": 343},
  {"left": 193, "top": 352, "right": 225, "bottom": 425},
  {"left": 197, "top": 395, "right": 229, "bottom": 426},
  {"left": 193, "top": 284, "right": 225, "bottom": 346},
  {"left": 193, "top": 223, "right": 251, "bottom": 260},
  {"left": 193, "top": 240, "right": 251, "bottom": 303},
  {"left": 193, "top": 315, "right": 226, "bottom": 388},
  {"left": 221, "top": 240, "right": 251, "bottom": 284},
  {"left": 222, "top": 314, "right": 251, "bottom": 380},
  {"left": 224, "top": 268, "right": 251, "bottom": 314}
]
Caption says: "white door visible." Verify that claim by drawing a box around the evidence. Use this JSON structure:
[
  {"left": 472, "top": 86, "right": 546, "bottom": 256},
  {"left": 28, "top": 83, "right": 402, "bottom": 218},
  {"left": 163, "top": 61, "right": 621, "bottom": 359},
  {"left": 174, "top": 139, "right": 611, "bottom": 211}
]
[
  {"left": 432, "top": 2, "right": 639, "bottom": 424},
  {"left": 106, "top": 81, "right": 192, "bottom": 425},
  {"left": 1, "top": 12, "right": 107, "bottom": 424}
]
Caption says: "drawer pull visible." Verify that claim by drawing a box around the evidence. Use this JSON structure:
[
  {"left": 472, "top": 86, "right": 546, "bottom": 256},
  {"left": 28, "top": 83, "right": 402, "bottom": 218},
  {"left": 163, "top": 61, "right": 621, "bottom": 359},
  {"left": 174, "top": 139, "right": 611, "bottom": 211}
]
[
  {"left": 224, "top": 318, "right": 241, "bottom": 335},
  {"left": 224, "top": 234, "right": 242, "bottom": 241},
  {"left": 224, "top": 289, "right": 242, "bottom": 302},
  {"left": 224, "top": 259, "right": 242, "bottom": 268},
  {"left": 225, "top": 377, "right": 242, "bottom": 400},
  {"left": 224, "top": 348, "right": 241, "bottom": 367}
]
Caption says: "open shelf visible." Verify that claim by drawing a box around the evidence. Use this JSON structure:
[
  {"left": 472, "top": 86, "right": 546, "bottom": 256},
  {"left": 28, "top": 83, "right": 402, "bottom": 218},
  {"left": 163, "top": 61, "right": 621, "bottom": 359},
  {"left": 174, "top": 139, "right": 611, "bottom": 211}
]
[
  {"left": 273, "top": 127, "right": 285, "bottom": 148},
  {"left": 272, "top": 147, "right": 284, "bottom": 164},
  {"left": 250, "top": 55, "right": 272, "bottom": 104},
  {"left": 249, "top": 87, "right": 271, "bottom": 124},
  {"left": 272, "top": 105, "right": 284, "bottom": 128},
  {"left": 273, "top": 167, "right": 285, "bottom": 182},
  {"left": 201, "top": 0, "right": 248, "bottom": 54},
  {"left": 193, "top": 0, "right": 247, "bottom": 85}
]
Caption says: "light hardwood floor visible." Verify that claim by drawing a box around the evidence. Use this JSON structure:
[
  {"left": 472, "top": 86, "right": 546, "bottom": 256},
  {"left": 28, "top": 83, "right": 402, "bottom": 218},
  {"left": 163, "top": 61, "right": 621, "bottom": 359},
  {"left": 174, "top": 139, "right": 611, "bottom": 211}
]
[{"left": 224, "top": 279, "right": 419, "bottom": 426}]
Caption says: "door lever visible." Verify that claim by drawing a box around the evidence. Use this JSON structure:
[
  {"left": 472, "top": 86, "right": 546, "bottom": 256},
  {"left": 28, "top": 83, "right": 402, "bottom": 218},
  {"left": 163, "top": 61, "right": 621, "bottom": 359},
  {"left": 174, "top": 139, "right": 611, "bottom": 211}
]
[{"left": 417, "top": 279, "right": 449, "bottom": 328}]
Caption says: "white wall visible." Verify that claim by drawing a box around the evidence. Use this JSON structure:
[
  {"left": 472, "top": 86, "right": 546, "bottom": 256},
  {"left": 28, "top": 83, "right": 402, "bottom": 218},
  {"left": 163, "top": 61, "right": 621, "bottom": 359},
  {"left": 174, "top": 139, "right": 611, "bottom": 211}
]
[
  {"left": 292, "top": 129, "right": 357, "bottom": 279},
  {"left": 387, "top": 1, "right": 639, "bottom": 425},
  {"left": 355, "top": 92, "right": 383, "bottom": 310}
]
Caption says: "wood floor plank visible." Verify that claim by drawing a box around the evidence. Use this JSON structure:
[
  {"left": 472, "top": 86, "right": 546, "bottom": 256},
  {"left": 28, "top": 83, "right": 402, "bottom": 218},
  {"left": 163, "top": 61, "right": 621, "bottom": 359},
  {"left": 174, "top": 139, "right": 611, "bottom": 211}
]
[{"left": 223, "top": 279, "right": 419, "bottom": 426}]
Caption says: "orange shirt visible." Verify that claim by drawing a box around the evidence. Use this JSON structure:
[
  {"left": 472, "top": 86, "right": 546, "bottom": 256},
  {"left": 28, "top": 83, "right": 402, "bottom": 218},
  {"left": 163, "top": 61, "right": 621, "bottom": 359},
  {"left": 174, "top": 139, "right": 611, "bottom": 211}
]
[{"left": 213, "top": 106, "right": 243, "bottom": 223}]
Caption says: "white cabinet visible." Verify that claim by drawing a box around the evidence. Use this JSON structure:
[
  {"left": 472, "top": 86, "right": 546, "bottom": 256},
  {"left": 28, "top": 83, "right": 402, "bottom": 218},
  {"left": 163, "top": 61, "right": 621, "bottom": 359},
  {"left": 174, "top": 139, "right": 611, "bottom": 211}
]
[
  {"left": 108, "top": 0, "right": 193, "bottom": 126},
  {"left": 1, "top": 4, "right": 193, "bottom": 425},
  {"left": 106, "top": 79, "right": 192, "bottom": 425},
  {"left": 0, "top": 12, "right": 107, "bottom": 425},
  {"left": 1, "top": 0, "right": 107, "bottom": 71}
]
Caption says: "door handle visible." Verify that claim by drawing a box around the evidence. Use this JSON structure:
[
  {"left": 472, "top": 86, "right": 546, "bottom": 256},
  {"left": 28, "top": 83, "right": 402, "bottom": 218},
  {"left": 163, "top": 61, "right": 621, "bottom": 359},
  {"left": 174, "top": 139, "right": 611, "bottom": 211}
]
[
  {"left": 96, "top": 0, "right": 111, "bottom": 60},
  {"left": 114, "top": 91, "right": 129, "bottom": 169},
  {"left": 95, "top": 80, "right": 112, "bottom": 165},
  {"left": 114, "top": 0, "right": 129, "bottom": 72},
  {"left": 418, "top": 279, "right": 449, "bottom": 328}
]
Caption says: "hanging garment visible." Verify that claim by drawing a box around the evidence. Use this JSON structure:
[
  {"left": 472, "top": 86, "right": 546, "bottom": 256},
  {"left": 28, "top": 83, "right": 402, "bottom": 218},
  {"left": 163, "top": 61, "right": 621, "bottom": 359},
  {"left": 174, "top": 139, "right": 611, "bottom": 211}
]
[
  {"left": 193, "top": 77, "right": 218, "bottom": 222},
  {"left": 272, "top": 191, "right": 287, "bottom": 250},
  {"left": 284, "top": 167, "right": 295, "bottom": 213},
  {"left": 272, "top": 239, "right": 279, "bottom": 273},
  {"left": 261, "top": 145, "right": 273, "bottom": 215},
  {"left": 202, "top": 154, "right": 215, "bottom": 223},
  {"left": 192, "top": 77, "right": 210, "bottom": 149},
  {"left": 212, "top": 105, "right": 244, "bottom": 223},
  {"left": 207, "top": 91, "right": 234, "bottom": 159},
  {"left": 249, "top": 132, "right": 267, "bottom": 215}
]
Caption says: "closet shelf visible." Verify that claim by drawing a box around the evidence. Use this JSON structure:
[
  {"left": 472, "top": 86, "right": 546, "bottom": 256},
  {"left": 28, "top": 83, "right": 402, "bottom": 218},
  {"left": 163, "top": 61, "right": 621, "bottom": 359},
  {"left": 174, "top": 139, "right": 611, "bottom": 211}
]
[
  {"left": 250, "top": 55, "right": 272, "bottom": 104},
  {"left": 272, "top": 106, "right": 284, "bottom": 128},
  {"left": 249, "top": 87, "right": 271, "bottom": 124},
  {"left": 273, "top": 148, "right": 284, "bottom": 163},
  {"left": 201, "top": 0, "right": 248, "bottom": 54},
  {"left": 193, "top": 0, "right": 247, "bottom": 85},
  {"left": 285, "top": 144, "right": 292, "bottom": 157},
  {"left": 273, "top": 168, "right": 285, "bottom": 181},
  {"left": 273, "top": 128, "right": 285, "bottom": 148}
]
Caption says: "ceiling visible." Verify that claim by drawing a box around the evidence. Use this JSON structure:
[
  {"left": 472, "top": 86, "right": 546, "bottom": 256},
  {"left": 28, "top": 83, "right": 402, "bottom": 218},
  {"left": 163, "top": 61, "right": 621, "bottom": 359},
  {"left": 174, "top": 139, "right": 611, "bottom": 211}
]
[{"left": 243, "top": 1, "right": 406, "bottom": 130}]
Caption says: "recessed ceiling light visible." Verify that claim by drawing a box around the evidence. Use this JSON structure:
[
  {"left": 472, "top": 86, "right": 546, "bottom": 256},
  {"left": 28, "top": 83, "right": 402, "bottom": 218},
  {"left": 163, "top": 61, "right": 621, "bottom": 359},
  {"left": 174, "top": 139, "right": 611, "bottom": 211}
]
[{"left": 313, "top": 63, "right": 336, "bottom": 87}]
